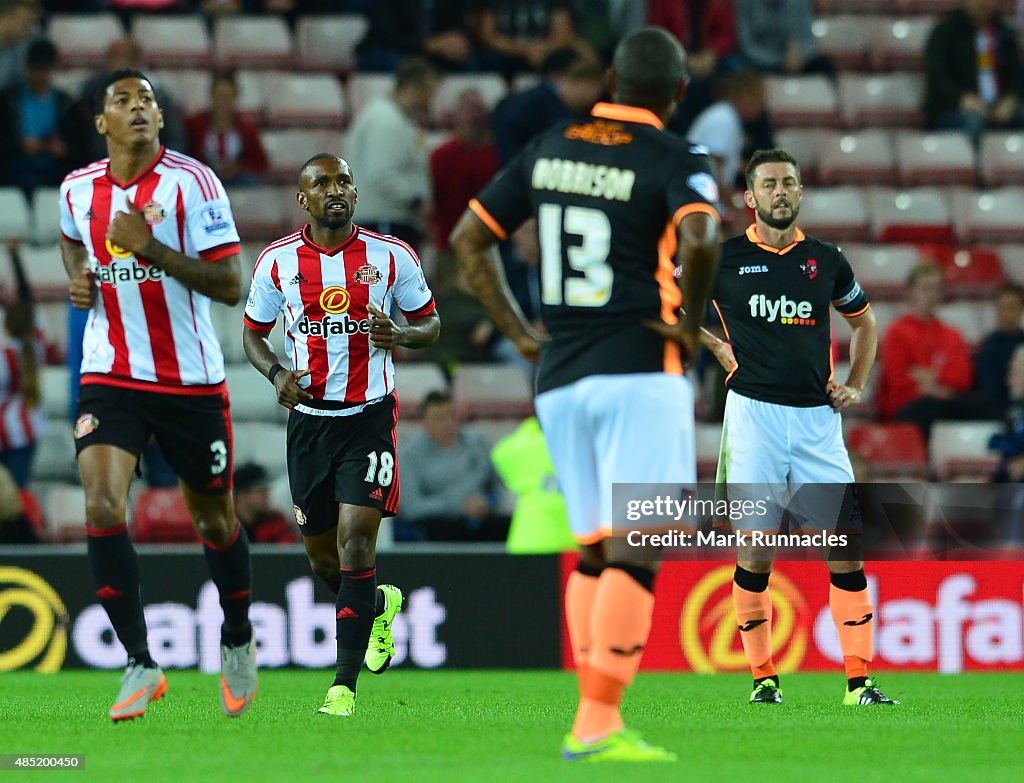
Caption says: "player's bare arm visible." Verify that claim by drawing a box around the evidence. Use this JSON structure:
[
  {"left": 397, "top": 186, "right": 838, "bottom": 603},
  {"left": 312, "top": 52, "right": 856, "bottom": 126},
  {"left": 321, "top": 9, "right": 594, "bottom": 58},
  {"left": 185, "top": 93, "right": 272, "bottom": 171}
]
[
  {"left": 366, "top": 305, "right": 440, "bottom": 350},
  {"left": 242, "top": 326, "right": 314, "bottom": 411},
  {"left": 450, "top": 211, "right": 546, "bottom": 362},
  {"left": 106, "top": 196, "right": 242, "bottom": 305},
  {"left": 61, "top": 238, "right": 95, "bottom": 310},
  {"left": 644, "top": 212, "right": 721, "bottom": 363},
  {"left": 699, "top": 328, "right": 737, "bottom": 373},
  {"left": 830, "top": 307, "right": 878, "bottom": 411}
]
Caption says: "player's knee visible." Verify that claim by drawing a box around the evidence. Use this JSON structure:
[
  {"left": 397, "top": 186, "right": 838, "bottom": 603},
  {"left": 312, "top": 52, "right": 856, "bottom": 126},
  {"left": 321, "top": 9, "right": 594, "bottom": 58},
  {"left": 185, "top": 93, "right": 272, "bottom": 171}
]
[
  {"left": 84, "top": 494, "right": 127, "bottom": 527},
  {"left": 193, "top": 514, "right": 235, "bottom": 547},
  {"left": 340, "top": 533, "right": 375, "bottom": 569},
  {"left": 307, "top": 553, "right": 340, "bottom": 583}
]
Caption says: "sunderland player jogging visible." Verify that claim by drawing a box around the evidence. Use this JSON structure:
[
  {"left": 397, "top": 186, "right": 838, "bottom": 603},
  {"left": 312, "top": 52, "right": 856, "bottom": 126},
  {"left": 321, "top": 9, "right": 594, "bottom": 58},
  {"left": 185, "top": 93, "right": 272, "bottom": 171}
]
[
  {"left": 60, "top": 70, "right": 256, "bottom": 721},
  {"left": 704, "top": 148, "right": 897, "bottom": 706},
  {"left": 242, "top": 154, "right": 440, "bottom": 717},
  {"left": 451, "top": 27, "right": 721, "bottom": 762}
]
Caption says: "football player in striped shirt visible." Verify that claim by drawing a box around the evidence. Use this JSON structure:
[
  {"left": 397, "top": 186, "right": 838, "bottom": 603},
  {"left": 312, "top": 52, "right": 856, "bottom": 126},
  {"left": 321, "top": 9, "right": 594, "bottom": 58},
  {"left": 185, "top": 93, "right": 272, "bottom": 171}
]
[
  {"left": 243, "top": 153, "right": 440, "bottom": 717},
  {"left": 61, "top": 70, "right": 256, "bottom": 721}
]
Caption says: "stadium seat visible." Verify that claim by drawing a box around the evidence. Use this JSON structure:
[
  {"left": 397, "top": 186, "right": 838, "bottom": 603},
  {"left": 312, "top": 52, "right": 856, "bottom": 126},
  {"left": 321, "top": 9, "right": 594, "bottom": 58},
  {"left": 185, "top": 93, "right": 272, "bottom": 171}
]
[
  {"left": 40, "top": 366, "right": 71, "bottom": 420},
  {"left": 295, "top": 14, "right": 369, "bottom": 72},
  {"left": 815, "top": 0, "right": 886, "bottom": 11},
  {"left": 695, "top": 423, "right": 722, "bottom": 481},
  {"left": 346, "top": 73, "right": 395, "bottom": 118},
  {"left": 870, "top": 17, "right": 934, "bottom": 70},
  {"left": 264, "top": 73, "right": 347, "bottom": 127},
  {"left": 831, "top": 300, "right": 898, "bottom": 350},
  {"left": 214, "top": 15, "right": 293, "bottom": 68},
  {"left": 812, "top": 16, "right": 873, "bottom": 69},
  {"left": 149, "top": 69, "right": 212, "bottom": 115},
  {"left": 846, "top": 422, "right": 928, "bottom": 477},
  {"left": 133, "top": 488, "right": 198, "bottom": 543},
  {"left": 262, "top": 130, "right": 345, "bottom": 183},
  {"left": 979, "top": 132, "right": 1024, "bottom": 187},
  {"left": 896, "top": 131, "right": 976, "bottom": 186},
  {"left": 936, "top": 301, "right": 994, "bottom": 345},
  {"left": 48, "top": 13, "right": 124, "bottom": 68},
  {"left": 930, "top": 420, "right": 1001, "bottom": 480},
  {"left": 41, "top": 482, "right": 86, "bottom": 542},
  {"left": 996, "top": 245, "right": 1024, "bottom": 284},
  {"left": 226, "top": 364, "right": 284, "bottom": 423},
  {"left": 817, "top": 130, "right": 897, "bottom": 186},
  {"left": 212, "top": 302, "right": 248, "bottom": 366},
  {"left": 793, "top": 186, "right": 869, "bottom": 241},
  {"left": 839, "top": 73, "right": 923, "bottom": 128},
  {"left": 131, "top": 15, "right": 211, "bottom": 67},
  {"left": 225, "top": 187, "right": 288, "bottom": 239},
  {"left": 765, "top": 75, "right": 840, "bottom": 127},
  {"left": 233, "top": 421, "right": 288, "bottom": 473},
  {"left": 952, "top": 188, "right": 1024, "bottom": 244},
  {"left": 52, "top": 68, "right": 91, "bottom": 99},
  {"left": 30, "top": 187, "right": 61, "bottom": 245},
  {"left": 774, "top": 128, "right": 831, "bottom": 183},
  {"left": 5, "top": 244, "right": 66, "bottom": 300},
  {"left": 33, "top": 420, "right": 77, "bottom": 482},
  {"left": 35, "top": 302, "right": 68, "bottom": 359},
  {"left": 841, "top": 242, "right": 922, "bottom": 298},
  {"left": 432, "top": 73, "right": 508, "bottom": 125},
  {"left": 471, "top": 419, "right": 520, "bottom": 449},
  {"left": 394, "top": 363, "right": 449, "bottom": 415},
  {"left": 917, "top": 245, "right": 1006, "bottom": 296},
  {"left": 0, "top": 189, "right": 31, "bottom": 241},
  {"left": 452, "top": 364, "right": 533, "bottom": 419},
  {"left": 866, "top": 187, "right": 954, "bottom": 243}
]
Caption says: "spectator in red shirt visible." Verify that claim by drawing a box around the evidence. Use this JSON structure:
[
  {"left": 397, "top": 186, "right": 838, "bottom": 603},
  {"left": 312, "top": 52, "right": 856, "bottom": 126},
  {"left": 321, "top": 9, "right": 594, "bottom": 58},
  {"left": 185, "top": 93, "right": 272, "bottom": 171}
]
[
  {"left": 877, "top": 263, "right": 975, "bottom": 438},
  {"left": 186, "top": 71, "right": 268, "bottom": 187},
  {"left": 233, "top": 463, "right": 298, "bottom": 544}
]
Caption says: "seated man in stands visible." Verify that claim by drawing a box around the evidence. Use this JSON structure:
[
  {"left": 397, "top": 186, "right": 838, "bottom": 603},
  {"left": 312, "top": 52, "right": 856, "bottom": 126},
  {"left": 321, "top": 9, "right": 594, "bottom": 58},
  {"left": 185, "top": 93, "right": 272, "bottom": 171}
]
[
  {"left": 233, "top": 463, "right": 298, "bottom": 543},
  {"left": 876, "top": 263, "right": 974, "bottom": 439},
  {"left": 186, "top": 71, "right": 268, "bottom": 188},
  {"left": 974, "top": 283, "right": 1024, "bottom": 417}
]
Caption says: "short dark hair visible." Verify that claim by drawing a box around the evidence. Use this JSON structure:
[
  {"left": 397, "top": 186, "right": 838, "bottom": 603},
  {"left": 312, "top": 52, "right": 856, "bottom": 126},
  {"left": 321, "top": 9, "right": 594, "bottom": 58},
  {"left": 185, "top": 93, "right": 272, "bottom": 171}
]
[
  {"left": 744, "top": 148, "right": 801, "bottom": 189},
  {"left": 394, "top": 57, "right": 438, "bottom": 90},
  {"left": 210, "top": 69, "right": 237, "bottom": 92},
  {"left": 421, "top": 390, "right": 452, "bottom": 412},
  {"left": 26, "top": 37, "right": 56, "bottom": 68},
  {"left": 611, "top": 27, "right": 687, "bottom": 110},
  {"left": 233, "top": 462, "right": 269, "bottom": 492},
  {"left": 92, "top": 67, "right": 153, "bottom": 116},
  {"left": 296, "top": 152, "right": 344, "bottom": 186}
]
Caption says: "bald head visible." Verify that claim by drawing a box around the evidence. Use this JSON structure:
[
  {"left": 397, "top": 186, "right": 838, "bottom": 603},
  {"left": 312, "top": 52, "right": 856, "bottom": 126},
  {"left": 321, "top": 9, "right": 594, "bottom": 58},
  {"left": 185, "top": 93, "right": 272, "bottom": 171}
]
[{"left": 611, "top": 27, "right": 688, "bottom": 114}]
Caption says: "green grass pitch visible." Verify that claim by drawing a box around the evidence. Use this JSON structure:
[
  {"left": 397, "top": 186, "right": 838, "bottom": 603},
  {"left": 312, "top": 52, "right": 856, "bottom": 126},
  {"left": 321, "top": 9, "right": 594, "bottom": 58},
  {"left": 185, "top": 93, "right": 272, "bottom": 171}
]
[{"left": 2, "top": 671, "right": 1022, "bottom": 783}]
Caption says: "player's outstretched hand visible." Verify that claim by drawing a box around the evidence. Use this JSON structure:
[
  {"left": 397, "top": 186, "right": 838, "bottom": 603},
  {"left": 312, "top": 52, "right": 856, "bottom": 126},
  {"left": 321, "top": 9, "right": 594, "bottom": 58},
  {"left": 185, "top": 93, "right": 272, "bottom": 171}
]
[
  {"left": 642, "top": 319, "right": 699, "bottom": 367},
  {"left": 367, "top": 305, "right": 405, "bottom": 349},
  {"left": 274, "top": 368, "right": 314, "bottom": 410},
  {"left": 69, "top": 270, "right": 96, "bottom": 310},
  {"left": 106, "top": 196, "right": 152, "bottom": 258},
  {"left": 828, "top": 383, "right": 862, "bottom": 412}
]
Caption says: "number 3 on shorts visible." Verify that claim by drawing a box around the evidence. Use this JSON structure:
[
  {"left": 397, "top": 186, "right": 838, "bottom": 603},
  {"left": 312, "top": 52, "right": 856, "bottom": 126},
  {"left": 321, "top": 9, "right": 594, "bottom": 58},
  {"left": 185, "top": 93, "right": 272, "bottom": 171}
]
[
  {"left": 364, "top": 451, "right": 394, "bottom": 486},
  {"left": 210, "top": 439, "right": 227, "bottom": 475}
]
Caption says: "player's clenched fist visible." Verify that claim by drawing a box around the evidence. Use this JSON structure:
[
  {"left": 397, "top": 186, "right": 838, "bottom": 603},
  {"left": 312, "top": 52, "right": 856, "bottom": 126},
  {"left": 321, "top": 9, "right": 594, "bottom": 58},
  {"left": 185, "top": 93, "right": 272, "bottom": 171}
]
[
  {"left": 106, "top": 196, "right": 153, "bottom": 258},
  {"left": 367, "top": 305, "right": 405, "bottom": 350},
  {"left": 69, "top": 270, "right": 96, "bottom": 309},
  {"left": 273, "top": 368, "right": 314, "bottom": 410}
]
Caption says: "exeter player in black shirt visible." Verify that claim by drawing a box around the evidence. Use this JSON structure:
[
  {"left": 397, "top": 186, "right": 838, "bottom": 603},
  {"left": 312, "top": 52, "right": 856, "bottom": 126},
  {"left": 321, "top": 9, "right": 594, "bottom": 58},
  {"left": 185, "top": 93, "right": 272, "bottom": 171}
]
[
  {"left": 703, "top": 148, "right": 897, "bottom": 707},
  {"left": 451, "top": 27, "right": 721, "bottom": 761}
]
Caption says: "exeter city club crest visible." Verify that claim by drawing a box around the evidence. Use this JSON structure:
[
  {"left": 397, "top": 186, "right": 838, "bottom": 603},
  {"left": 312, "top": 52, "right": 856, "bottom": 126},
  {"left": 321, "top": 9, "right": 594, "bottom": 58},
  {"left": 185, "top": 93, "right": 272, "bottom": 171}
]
[
  {"left": 353, "top": 264, "right": 382, "bottom": 285},
  {"left": 800, "top": 260, "right": 818, "bottom": 280}
]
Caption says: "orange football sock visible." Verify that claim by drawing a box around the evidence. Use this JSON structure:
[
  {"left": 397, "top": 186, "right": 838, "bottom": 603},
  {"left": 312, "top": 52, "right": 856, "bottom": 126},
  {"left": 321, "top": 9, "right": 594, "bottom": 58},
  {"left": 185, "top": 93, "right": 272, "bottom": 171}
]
[
  {"left": 565, "top": 567, "right": 601, "bottom": 688},
  {"left": 829, "top": 584, "right": 873, "bottom": 678},
  {"left": 732, "top": 581, "right": 775, "bottom": 679},
  {"left": 572, "top": 565, "right": 655, "bottom": 744}
]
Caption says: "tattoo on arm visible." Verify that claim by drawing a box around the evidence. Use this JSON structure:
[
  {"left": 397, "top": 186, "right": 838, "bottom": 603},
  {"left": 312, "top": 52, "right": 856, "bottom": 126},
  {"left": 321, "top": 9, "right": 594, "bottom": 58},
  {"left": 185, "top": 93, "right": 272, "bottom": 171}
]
[{"left": 61, "top": 240, "right": 89, "bottom": 278}]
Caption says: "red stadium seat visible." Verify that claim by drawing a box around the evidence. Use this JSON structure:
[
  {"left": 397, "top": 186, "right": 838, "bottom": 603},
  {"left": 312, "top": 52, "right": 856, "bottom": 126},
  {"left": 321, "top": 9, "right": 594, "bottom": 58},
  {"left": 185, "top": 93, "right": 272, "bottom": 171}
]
[
  {"left": 795, "top": 186, "right": 869, "bottom": 241},
  {"left": 19, "top": 490, "right": 45, "bottom": 541},
  {"left": 841, "top": 242, "right": 922, "bottom": 298},
  {"left": 133, "top": 489, "right": 197, "bottom": 543},
  {"left": 870, "top": 17, "right": 935, "bottom": 70},
  {"left": 979, "top": 132, "right": 1024, "bottom": 187},
  {"left": 896, "top": 131, "right": 976, "bottom": 186},
  {"left": 811, "top": 16, "right": 873, "bottom": 69},
  {"left": 295, "top": 14, "right": 368, "bottom": 72},
  {"left": 839, "top": 73, "right": 923, "bottom": 128},
  {"left": 774, "top": 129, "right": 831, "bottom": 184},
  {"left": 930, "top": 421, "right": 1001, "bottom": 480},
  {"left": 817, "top": 130, "right": 897, "bottom": 186},
  {"left": 214, "top": 16, "right": 293, "bottom": 68},
  {"left": 847, "top": 423, "right": 928, "bottom": 477},
  {"left": 765, "top": 76, "right": 840, "bottom": 127},
  {"left": 916, "top": 245, "right": 1006, "bottom": 296},
  {"left": 866, "top": 187, "right": 954, "bottom": 243},
  {"left": 264, "top": 73, "right": 347, "bottom": 127},
  {"left": 953, "top": 188, "right": 1024, "bottom": 244}
]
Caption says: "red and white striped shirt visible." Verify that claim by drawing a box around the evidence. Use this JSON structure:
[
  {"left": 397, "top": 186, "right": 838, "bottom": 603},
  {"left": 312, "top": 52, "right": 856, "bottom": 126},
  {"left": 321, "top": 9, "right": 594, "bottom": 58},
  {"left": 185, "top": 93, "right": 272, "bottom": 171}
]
[
  {"left": 59, "top": 147, "right": 241, "bottom": 394},
  {"left": 0, "top": 335, "right": 46, "bottom": 451},
  {"left": 244, "top": 226, "right": 436, "bottom": 412}
]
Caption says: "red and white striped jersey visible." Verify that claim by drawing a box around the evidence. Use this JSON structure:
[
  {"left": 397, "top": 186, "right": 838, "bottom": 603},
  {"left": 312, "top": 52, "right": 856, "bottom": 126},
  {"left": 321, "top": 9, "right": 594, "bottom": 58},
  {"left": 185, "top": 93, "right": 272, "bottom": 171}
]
[
  {"left": 0, "top": 335, "right": 46, "bottom": 451},
  {"left": 244, "top": 225, "right": 436, "bottom": 410},
  {"left": 59, "top": 147, "right": 241, "bottom": 394}
]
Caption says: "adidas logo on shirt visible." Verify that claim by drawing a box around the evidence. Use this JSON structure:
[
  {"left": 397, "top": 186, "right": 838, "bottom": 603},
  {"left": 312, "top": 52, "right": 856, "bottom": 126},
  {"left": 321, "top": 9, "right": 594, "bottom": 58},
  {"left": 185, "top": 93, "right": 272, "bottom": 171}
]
[{"left": 288, "top": 273, "right": 307, "bottom": 286}]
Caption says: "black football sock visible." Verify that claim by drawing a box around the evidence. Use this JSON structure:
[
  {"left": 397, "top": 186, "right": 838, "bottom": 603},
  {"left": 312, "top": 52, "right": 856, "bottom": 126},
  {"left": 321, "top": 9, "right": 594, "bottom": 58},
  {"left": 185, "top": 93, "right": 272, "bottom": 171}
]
[
  {"left": 86, "top": 524, "right": 153, "bottom": 667},
  {"left": 333, "top": 566, "right": 376, "bottom": 690},
  {"left": 321, "top": 572, "right": 342, "bottom": 597},
  {"left": 202, "top": 523, "right": 253, "bottom": 647}
]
